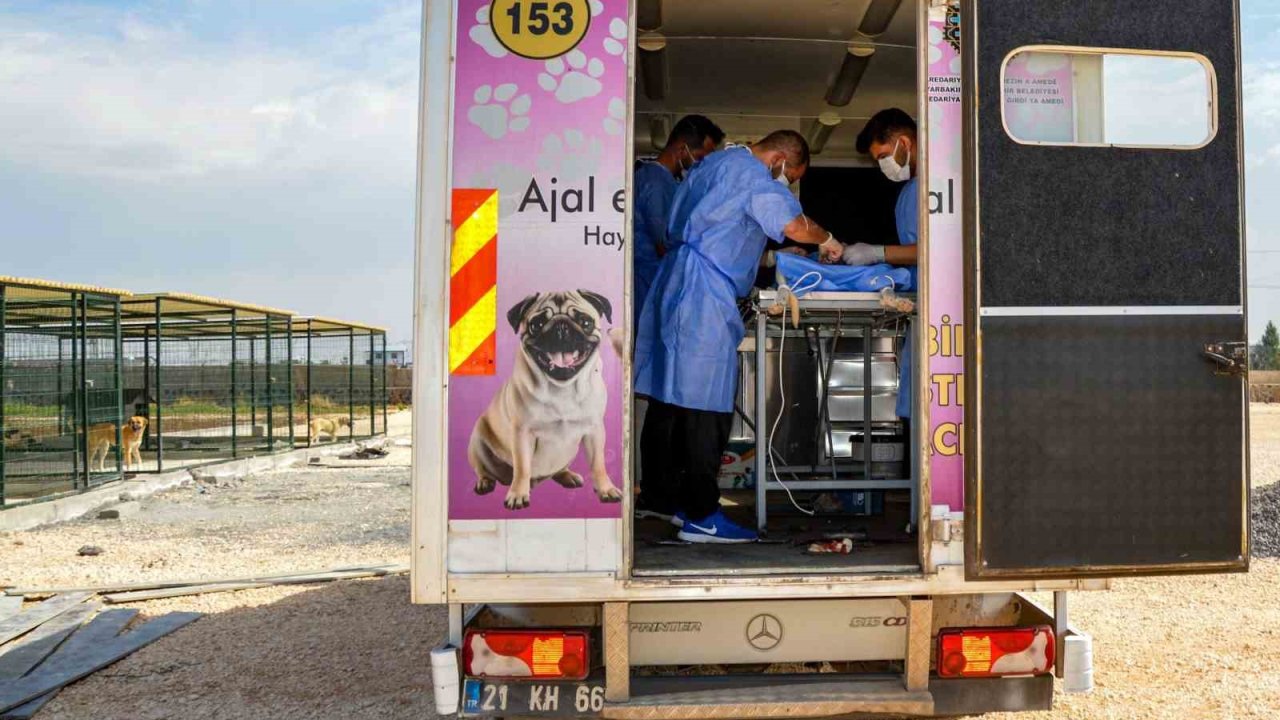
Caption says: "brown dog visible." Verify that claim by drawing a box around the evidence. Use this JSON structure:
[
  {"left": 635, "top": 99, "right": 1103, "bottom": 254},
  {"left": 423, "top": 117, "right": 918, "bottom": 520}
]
[
  {"left": 309, "top": 416, "right": 352, "bottom": 444},
  {"left": 88, "top": 416, "right": 148, "bottom": 472}
]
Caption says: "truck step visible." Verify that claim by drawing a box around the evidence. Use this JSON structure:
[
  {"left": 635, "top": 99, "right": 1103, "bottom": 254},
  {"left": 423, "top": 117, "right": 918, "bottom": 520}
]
[{"left": 605, "top": 674, "right": 932, "bottom": 719}]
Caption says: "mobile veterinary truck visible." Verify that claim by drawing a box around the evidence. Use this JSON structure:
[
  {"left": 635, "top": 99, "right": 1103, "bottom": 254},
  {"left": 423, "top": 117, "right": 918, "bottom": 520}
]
[{"left": 413, "top": 0, "right": 1249, "bottom": 715}]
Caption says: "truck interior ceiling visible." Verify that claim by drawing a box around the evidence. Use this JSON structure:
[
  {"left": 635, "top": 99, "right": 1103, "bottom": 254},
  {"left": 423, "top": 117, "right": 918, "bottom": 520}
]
[{"left": 630, "top": 0, "right": 922, "bottom": 577}]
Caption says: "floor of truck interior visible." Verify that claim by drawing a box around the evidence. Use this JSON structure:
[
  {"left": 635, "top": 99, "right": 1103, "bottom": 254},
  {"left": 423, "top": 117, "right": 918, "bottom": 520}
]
[
  {"left": 633, "top": 538, "right": 918, "bottom": 577},
  {"left": 632, "top": 495, "right": 919, "bottom": 577}
]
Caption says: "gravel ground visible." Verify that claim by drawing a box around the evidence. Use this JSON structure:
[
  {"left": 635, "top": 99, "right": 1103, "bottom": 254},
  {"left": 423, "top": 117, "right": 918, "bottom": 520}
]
[
  {"left": 40, "top": 577, "right": 441, "bottom": 720},
  {"left": 1253, "top": 482, "right": 1280, "bottom": 557},
  {"left": 0, "top": 419, "right": 413, "bottom": 592},
  {"left": 1250, "top": 405, "right": 1280, "bottom": 558},
  {"left": 4, "top": 407, "right": 1279, "bottom": 719}
]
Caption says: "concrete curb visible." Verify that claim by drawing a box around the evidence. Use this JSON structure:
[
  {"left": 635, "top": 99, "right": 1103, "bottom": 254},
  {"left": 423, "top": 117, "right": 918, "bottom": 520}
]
[{"left": 0, "top": 436, "right": 393, "bottom": 533}]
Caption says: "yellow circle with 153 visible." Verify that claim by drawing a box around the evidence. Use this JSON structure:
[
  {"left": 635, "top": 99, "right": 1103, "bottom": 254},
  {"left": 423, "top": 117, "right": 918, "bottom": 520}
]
[{"left": 489, "top": 0, "right": 592, "bottom": 60}]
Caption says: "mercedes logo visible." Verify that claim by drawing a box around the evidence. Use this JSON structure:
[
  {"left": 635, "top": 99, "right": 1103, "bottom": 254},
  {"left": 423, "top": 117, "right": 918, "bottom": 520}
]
[{"left": 745, "top": 614, "right": 783, "bottom": 651}]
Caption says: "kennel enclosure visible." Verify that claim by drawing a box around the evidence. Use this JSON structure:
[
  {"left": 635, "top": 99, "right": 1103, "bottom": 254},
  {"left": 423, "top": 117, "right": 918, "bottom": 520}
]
[
  {"left": 3, "top": 281, "right": 392, "bottom": 496},
  {"left": 1, "top": 277, "right": 130, "bottom": 507},
  {"left": 291, "top": 317, "right": 388, "bottom": 446},
  {"left": 119, "top": 293, "right": 297, "bottom": 472}
]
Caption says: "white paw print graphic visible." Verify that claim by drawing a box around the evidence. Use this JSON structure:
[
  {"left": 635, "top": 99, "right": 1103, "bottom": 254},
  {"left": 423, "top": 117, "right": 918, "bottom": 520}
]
[
  {"left": 537, "top": 129, "right": 604, "bottom": 181},
  {"left": 469, "top": 5, "right": 507, "bottom": 58},
  {"left": 468, "top": 84, "right": 531, "bottom": 140},
  {"left": 467, "top": 162, "right": 531, "bottom": 218},
  {"left": 589, "top": 0, "right": 603, "bottom": 17},
  {"left": 603, "top": 98, "right": 625, "bottom": 136},
  {"left": 538, "top": 50, "right": 605, "bottom": 104},
  {"left": 603, "top": 17, "right": 628, "bottom": 56}
]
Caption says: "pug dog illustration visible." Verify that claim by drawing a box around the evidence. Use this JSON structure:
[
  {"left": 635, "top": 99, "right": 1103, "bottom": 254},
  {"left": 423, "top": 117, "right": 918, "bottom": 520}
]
[{"left": 470, "top": 290, "right": 624, "bottom": 510}]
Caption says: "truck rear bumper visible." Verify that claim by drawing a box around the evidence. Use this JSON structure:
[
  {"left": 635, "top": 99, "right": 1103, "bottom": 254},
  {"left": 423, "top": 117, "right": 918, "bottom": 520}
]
[
  {"left": 607, "top": 675, "right": 933, "bottom": 719},
  {"left": 461, "top": 673, "right": 1054, "bottom": 719},
  {"left": 612, "top": 674, "right": 1053, "bottom": 719},
  {"left": 930, "top": 676, "right": 1054, "bottom": 716}
]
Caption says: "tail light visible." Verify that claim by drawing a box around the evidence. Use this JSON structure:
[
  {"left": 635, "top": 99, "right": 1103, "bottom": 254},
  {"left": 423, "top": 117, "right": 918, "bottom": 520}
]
[
  {"left": 463, "top": 630, "right": 590, "bottom": 680},
  {"left": 937, "top": 626, "right": 1055, "bottom": 679}
]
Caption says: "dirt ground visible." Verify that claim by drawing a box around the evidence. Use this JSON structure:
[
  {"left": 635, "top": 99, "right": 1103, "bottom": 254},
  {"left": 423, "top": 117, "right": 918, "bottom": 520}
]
[
  {"left": 3, "top": 407, "right": 1279, "bottom": 719},
  {"left": 0, "top": 411, "right": 415, "bottom": 593}
]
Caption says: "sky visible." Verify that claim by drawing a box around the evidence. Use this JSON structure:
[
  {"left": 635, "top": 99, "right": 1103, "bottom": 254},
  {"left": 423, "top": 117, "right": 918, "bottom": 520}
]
[
  {"left": 0, "top": 0, "right": 421, "bottom": 347},
  {"left": 1242, "top": 1, "right": 1280, "bottom": 337},
  {"left": 2, "top": 1, "right": 1280, "bottom": 342}
]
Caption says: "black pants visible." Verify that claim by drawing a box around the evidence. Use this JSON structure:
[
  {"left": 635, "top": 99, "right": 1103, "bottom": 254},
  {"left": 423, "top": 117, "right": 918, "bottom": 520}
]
[{"left": 639, "top": 399, "right": 733, "bottom": 521}]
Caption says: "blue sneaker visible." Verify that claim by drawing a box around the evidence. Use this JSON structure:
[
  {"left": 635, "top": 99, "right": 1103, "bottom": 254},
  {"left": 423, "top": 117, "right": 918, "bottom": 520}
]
[{"left": 676, "top": 510, "right": 758, "bottom": 544}]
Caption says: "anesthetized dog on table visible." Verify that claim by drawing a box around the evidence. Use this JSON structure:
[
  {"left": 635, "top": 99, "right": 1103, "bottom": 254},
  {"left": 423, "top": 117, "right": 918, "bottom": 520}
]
[{"left": 469, "top": 290, "right": 625, "bottom": 510}]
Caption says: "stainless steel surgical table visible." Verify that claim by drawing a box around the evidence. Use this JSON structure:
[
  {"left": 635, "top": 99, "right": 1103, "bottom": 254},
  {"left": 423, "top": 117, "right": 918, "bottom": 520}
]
[{"left": 744, "top": 290, "right": 917, "bottom": 534}]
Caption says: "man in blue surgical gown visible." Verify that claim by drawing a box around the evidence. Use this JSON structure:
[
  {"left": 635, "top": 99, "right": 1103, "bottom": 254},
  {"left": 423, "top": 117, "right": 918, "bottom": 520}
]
[
  {"left": 634, "top": 130, "right": 846, "bottom": 543},
  {"left": 843, "top": 109, "right": 919, "bottom": 422},
  {"left": 632, "top": 116, "right": 723, "bottom": 524},
  {"left": 633, "top": 115, "right": 725, "bottom": 330}
]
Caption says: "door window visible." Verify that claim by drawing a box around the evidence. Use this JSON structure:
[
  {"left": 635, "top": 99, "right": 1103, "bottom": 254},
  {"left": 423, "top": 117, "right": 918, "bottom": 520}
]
[{"left": 1001, "top": 48, "right": 1216, "bottom": 148}]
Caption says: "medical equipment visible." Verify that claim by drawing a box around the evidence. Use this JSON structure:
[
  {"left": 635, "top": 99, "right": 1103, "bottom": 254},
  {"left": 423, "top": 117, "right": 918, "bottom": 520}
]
[
  {"left": 739, "top": 289, "right": 915, "bottom": 533},
  {"left": 765, "top": 272, "right": 823, "bottom": 516}
]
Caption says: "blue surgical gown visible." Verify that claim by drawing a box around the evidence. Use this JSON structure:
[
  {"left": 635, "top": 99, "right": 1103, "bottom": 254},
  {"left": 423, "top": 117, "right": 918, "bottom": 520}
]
[
  {"left": 895, "top": 177, "right": 919, "bottom": 419},
  {"left": 634, "top": 147, "right": 803, "bottom": 413},
  {"left": 632, "top": 162, "right": 678, "bottom": 328}
]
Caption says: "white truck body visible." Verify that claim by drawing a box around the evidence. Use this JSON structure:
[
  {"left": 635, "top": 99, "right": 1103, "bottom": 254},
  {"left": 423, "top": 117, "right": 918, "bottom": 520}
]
[{"left": 412, "top": 0, "right": 1248, "bottom": 715}]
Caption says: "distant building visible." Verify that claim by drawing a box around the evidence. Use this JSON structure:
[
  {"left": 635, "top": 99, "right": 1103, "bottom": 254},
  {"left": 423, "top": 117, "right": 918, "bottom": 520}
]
[{"left": 367, "top": 349, "right": 408, "bottom": 367}]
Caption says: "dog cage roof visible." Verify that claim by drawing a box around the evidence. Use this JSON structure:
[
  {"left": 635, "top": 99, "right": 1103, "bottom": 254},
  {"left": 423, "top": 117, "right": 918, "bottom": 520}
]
[
  {"left": 291, "top": 317, "right": 387, "bottom": 335},
  {"left": 0, "top": 275, "right": 133, "bottom": 297},
  {"left": 119, "top": 292, "right": 297, "bottom": 339},
  {"left": 2, "top": 282, "right": 385, "bottom": 341},
  {"left": 0, "top": 276, "right": 133, "bottom": 333}
]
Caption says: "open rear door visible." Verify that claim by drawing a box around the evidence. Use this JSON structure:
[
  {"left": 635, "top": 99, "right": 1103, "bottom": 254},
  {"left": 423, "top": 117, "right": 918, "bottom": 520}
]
[{"left": 961, "top": 0, "right": 1248, "bottom": 580}]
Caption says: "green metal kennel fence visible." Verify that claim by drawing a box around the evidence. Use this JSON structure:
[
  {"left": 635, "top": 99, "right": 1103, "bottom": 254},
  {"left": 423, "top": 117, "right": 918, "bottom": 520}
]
[
  {"left": 3, "top": 281, "right": 391, "bottom": 503},
  {"left": 119, "top": 293, "right": 297, "bottom": 473},
  {"left": 291, "top": 318, "right": 388, "bottom": 446},
  {"left": 1, "top": 277, "right": 129, "bottom": 508}
]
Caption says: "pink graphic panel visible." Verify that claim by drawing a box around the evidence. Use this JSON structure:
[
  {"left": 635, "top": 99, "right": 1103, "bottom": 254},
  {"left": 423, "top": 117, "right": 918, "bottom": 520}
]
[
  {"left": 927, "top": 4, "right": 963, "bottom": 510},
  {"left": 448, "top": 0, "right": 630, "bottom": 520}
]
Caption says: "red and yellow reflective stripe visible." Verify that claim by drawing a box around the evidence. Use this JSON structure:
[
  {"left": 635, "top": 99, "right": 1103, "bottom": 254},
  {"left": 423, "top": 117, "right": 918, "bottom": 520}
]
[{"left": 450, "top": 189, "right": 498, "bottom": 375}]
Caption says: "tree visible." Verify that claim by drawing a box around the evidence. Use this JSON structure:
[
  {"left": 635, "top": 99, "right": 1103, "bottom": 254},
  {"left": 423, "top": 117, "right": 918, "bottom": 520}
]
[{"left": 1257, "top": 321, "right": 1280, "bottom": 371}]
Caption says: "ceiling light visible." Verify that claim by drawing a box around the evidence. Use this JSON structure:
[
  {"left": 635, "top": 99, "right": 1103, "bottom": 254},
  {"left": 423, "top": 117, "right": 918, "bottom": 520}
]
[
  {"left": 825, "top": 46, "right": 875, "bottom": 107},
  {"left": 807, "top": 112, "right": 843, "bottom": 155},
  {"left": 637, "top": 0, "right": 663, "bottom": 31},
  {"left": 638, "top": 33, "right": 668, "bottom": 101},
  {"left": 649, "top": 115, "right": 671, "bottom": 151}
]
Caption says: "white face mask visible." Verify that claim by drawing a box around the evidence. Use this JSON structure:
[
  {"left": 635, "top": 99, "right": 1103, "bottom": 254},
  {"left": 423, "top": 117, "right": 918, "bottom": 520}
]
[
  {"left": 878, "top": 138, "right": 912, "bottom": 183},
  {"left": 677, "top": 144, "right": 695, "bottom": 176},
  {"left": 773, "top": 159, "right": 790, "bottom": 187}
]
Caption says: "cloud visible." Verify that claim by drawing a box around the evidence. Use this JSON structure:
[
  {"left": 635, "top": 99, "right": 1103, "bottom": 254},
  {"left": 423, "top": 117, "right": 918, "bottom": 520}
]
[
  {"left": 1244, "top": 62, "right": 1280, "bottom": 171},
  {"left": 0, "top": 3, "right": 419, "bottom": 184},
  {"left": 0, "top": 2, "right": 421, "bottom": 341},
  {"left": 1103, "top": 56, "right": 1212, "bottom": 146},
  {"left": 1246, "top": 63, "right": 1280, "bottom": 130}
]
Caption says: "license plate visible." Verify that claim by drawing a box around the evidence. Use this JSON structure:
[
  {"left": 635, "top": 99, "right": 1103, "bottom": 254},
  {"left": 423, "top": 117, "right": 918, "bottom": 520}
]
[{"left": 461, "top": 678, "right": 605, "bottom": 717}]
